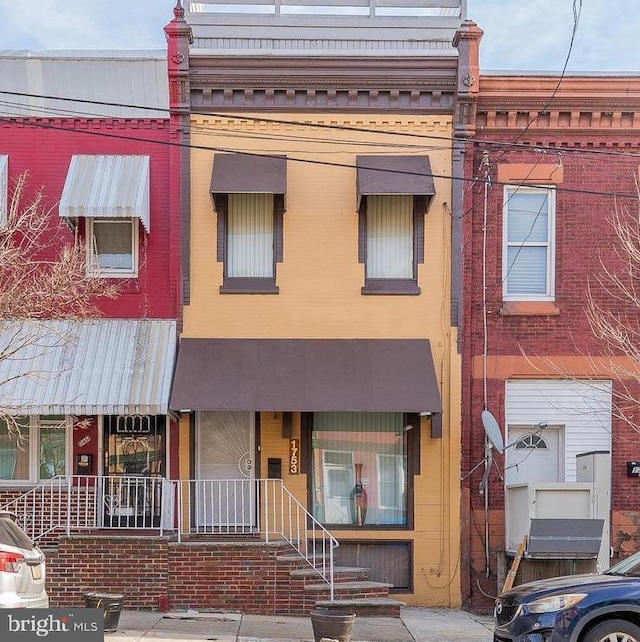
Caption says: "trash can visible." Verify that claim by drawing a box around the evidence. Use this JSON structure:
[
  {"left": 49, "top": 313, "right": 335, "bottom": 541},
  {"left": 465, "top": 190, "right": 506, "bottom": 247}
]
[
  {"left": 310, "top": 609, "right": 356, "bottom": 642},
  {"left": 83, "top": 592, "right": 124, "bottom": 633}
]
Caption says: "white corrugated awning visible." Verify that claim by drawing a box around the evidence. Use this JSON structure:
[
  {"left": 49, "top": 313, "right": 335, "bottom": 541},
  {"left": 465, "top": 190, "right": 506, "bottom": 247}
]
[
  {"left": 59, "top": 155, "right": 151, "bottom": 232},
  {"left": 0, "top": 319, "right": 176, "bottom": 415}
]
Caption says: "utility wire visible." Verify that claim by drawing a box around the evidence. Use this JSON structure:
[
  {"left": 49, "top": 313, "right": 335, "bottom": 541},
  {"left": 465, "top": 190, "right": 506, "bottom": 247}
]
[
  {"left": 1, "top": 113, "right": 637, "bottom": 202},
  {"left": 2, "top": 82, "right": 640, "bottom": 159}
]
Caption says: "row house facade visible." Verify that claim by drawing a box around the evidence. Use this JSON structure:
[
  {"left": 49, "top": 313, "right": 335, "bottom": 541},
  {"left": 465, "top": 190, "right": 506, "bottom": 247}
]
[
  {"left": 460, "top": 72, "right": 640, "bottom": 610},
  {"left": 0, "top": 51, "right": 182, "bottom": 605},
  {"left": 164, "top": 0, "right": 475, "bottom": 612}
]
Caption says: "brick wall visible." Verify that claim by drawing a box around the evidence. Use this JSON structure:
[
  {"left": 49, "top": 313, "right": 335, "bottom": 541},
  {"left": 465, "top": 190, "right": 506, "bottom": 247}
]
[{"left": 45, "top": 537, "right": 305, "bottom": 614}]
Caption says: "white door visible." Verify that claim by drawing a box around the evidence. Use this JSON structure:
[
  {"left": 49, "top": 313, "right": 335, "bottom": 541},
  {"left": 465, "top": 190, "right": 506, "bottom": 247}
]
[
  {"left": 196, "top": 411, "right": 256, "bottom": 528},
  {"left": 505, "top": 425, "right": 562, "bottom": 485}
]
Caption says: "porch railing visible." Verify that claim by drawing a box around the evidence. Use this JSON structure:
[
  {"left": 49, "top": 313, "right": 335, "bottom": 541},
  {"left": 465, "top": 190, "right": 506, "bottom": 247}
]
[{"left": 0, "top": 476, "right": 338, "bottom": 600}]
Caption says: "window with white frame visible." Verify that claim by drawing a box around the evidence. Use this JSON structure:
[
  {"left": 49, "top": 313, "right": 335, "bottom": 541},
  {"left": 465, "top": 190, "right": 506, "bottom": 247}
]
[
  {"left": 87, "top": 218, "right": 138, "bottom": 277},
  {"left": 0, "top": 416, "right": 70, "bottom": 484},
  {"left": 503, "top": 186, "right": 555, "bottom": 300}
]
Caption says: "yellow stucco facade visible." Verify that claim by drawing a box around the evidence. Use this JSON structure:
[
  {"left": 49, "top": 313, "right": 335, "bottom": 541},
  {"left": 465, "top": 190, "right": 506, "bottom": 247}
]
[{"left": 179, "top": 112, "right": 462, "bottom": 606}]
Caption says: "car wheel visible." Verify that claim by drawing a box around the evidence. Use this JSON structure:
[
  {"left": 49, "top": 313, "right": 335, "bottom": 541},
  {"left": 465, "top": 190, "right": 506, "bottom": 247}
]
[{"left": 583, "top": 619, "right": 640, "bottom": 642}]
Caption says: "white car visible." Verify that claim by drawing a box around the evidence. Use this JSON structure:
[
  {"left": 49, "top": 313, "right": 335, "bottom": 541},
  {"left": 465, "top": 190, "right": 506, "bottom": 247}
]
[{"left": 0, "top": 511, "right": 48, "bottom": 608}]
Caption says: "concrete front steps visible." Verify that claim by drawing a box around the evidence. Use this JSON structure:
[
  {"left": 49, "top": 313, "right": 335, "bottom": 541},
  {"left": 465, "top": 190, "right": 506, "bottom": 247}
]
[{"left": 277, "top": 551, "right": 405, "bottom": 617}]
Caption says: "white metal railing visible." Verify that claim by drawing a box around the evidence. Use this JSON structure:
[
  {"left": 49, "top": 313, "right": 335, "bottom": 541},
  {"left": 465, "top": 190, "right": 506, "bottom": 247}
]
[
  {"left": 0, "top": 476, "right": 338, "bottom": 599},
  {"left": 175, "top": 478, "right": 339, "bottom": 599}
]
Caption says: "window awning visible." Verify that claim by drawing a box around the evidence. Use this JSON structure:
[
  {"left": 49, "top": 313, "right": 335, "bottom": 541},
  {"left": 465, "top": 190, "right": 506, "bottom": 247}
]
[
  {"left": 170, "top": 338, "right": 442, "bottom": 413},
  {"left": 210, "top": 154, "right": 287, "bottom": 207},
  {"left": 59, "top": 155, "right": 151, "bottom": 232},
  {"left": 0, "top": 319, "right": 176, "bottom": 416},
  {"left": 356, "top": 155, "right": 436, "bottom": 208}
]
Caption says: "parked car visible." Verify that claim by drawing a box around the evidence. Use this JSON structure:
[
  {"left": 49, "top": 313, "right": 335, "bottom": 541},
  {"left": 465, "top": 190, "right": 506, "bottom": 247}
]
[
  {"left": 494, "top": 551, "right": 640, "bottom": 642},
  {"left": 0, "top": 511, "right": 48, "bottom": 608}
]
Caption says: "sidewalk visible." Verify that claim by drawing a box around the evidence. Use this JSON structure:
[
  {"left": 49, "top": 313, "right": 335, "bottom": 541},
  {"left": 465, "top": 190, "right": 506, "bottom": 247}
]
[{"left": 109, "top": 607, "right": 494, "bottom": 642}]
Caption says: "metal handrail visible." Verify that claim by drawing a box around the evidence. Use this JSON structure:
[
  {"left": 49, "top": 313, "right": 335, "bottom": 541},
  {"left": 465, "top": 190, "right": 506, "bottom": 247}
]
[{"left": 1, "top": 475, "right": 338, "bottom": 599}]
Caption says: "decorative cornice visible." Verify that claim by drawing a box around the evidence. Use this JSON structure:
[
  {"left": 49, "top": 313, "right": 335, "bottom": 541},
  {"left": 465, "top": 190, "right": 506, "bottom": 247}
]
[
  {"left": 476, "top": 74, "right": 640, "bottom": 132},
  {"left": 190, "top": 87, "right": 456, "bottom": 112}
]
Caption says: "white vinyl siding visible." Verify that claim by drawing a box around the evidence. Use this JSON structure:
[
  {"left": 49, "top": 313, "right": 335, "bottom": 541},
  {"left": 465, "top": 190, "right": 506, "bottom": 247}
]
[
  {"left": 503, "top": 187, "right": 555, "bottom": 300},
  {"left": 227, "top": 193, "right": 274, "bottom": 278},
  {"left": 367, "top": 194, "right": 413, "bottom": 278},
  {"left": 505, "top": 380, "right": 612, "bottom": 481}
]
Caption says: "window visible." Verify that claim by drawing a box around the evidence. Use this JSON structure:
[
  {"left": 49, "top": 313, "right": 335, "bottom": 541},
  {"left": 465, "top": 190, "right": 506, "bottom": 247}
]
[
  {"left": 228, "top": 193, "right": 274, "bottom": 278},
  {"left": 310, "top": 412, "right": 408, "bottom": 527},
  {"left": 503, "top": 186, "right": 555, "bottom": 300},
  {"left": 0, "top": 416, "right": 69, "bottom": 484},
  {"left": 359, "top": 194, "right": 425, "bottom": 295},
  {"left": 217, "top": 193, "right": 283, "bottom": 293},
  {"left": 211, "top": 153, "right": 286, "bottom": 294},
  {"left": 88, "top": 218, "right": 138, "bottom": 277}
]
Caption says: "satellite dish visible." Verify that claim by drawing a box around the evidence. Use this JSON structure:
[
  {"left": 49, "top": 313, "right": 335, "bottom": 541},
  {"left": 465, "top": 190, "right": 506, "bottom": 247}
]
[{"left": 481, "top": 410, "right": 504, "bottom": 454}]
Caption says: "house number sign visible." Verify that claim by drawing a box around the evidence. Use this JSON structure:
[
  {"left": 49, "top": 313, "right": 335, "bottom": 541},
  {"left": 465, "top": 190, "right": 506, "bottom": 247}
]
[{"left": 289, "top": 438, "right": 299, "bottom": 475}]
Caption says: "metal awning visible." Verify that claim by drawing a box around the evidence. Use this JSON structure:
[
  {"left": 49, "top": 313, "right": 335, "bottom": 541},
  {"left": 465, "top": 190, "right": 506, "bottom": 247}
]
[
  {"left": 210, "top": 153, "right": 287, "bottom": 195},
  {"left": 526, "top": 519, "right": 604, "bottom": 559},
  {"left": 356, "top": 155, "right": 436, "bottom": 207},
  {"left": 59, "top": 155, "right": 151, "bottom": 232},
  {"left": 0, "top": 319, "right": 176, "bottom": 415},
  {"left": 170, "top": 338, "right": 442, "bottom": 413}
]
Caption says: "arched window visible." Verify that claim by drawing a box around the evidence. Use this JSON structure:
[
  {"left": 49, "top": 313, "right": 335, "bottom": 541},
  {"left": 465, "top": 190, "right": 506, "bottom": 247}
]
[{"left": 514, "top": 434, "right": 547, "bottom": 450}]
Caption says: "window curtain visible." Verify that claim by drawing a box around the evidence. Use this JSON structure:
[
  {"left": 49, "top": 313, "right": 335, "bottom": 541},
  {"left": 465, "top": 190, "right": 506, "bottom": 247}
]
[
  {"left": 506, "top": 191, "right": 549, "bottom": 295},
  {"left": 227, "top": 193, "right": 274, "bottom": 277},
  {"left": 366, "top": 195, "right": 413, "bottom": 278}
]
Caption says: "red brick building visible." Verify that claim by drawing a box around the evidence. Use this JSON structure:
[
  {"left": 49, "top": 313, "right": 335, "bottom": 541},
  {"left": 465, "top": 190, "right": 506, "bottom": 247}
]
[
  {"left": 0, "top": 51, "right": 181, "bottom": 605},
  {"left": 460, "top": 70, "right": 640, "bottom": 610}
]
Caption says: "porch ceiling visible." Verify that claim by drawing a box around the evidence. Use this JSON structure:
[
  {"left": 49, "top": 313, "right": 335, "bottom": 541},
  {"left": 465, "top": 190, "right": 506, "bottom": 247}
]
[{"left": 170, "top": 338, "right": 442, "bottom": 413}]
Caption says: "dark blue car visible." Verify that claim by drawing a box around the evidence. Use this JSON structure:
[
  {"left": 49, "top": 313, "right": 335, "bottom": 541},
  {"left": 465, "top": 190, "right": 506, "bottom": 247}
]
[{"left": 494, "top": 551, "right": 640, "bottom": 642}]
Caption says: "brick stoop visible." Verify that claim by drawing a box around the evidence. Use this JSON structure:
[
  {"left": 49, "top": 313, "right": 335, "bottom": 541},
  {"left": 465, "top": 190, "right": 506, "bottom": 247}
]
[
  {"left": 314, "top": 597, "right": 405, "bottom": 618},
  {"left": 275, "top": 549, "right": 401, "bottom": 617}
]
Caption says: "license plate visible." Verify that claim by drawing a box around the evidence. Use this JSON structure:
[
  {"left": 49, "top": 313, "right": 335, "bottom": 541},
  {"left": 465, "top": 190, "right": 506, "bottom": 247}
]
[{"left": 31, "top": 565, "right": 42, "bottom": 581}]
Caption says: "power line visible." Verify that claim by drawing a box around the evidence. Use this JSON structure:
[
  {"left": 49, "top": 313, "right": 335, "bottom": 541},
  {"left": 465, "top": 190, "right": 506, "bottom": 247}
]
[
  {"left": 1, "top": 113, "right": 638, "bottom": 202},
  {"left": 2, "top": 87, "right": 640, "bottom": 160}
]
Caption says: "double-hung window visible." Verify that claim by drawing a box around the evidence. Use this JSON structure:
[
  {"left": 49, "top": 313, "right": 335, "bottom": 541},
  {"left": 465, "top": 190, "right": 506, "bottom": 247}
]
[
  {"left": 211, "top": 154, "right": 286, "bottom": 294},
  {"left": 357, "top": 156, "right": 435, "bottom": 295},
  {"left": 502, "top": 186, "right": 555, "bottom": 300}
]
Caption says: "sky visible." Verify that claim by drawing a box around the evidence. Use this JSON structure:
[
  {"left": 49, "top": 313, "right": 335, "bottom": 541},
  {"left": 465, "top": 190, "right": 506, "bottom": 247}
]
[{"left": 0, "top": 0, "right": 638, "bottom": 73}]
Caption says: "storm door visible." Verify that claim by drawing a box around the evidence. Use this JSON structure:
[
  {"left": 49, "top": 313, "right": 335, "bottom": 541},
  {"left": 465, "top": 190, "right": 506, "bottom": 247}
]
[
  {"left": 102, "top": 415, "right": 166, "bottom": 527},
  {"left": 196, "top": 411, "right": 256, "bottom": 530}
]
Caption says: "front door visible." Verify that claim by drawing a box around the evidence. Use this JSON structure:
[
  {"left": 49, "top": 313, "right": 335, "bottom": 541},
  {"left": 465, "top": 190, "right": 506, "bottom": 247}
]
[
  {"left": 505, "top": 425, "right": 562, "bottom": 485},
  {"left": 102, "top": 415, "right": 166, "bottom": 527},
  {"left": 196, "top": 411, "right": 256, "bottom": 529}
]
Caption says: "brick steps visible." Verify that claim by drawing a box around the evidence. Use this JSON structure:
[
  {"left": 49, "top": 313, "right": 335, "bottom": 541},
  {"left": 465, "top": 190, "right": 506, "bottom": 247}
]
[
  {"left": 314, "top": 597, "right": 405, "bottom": 618},
  {"left": 276, "top": 548, "right": 401, "bottom": 617}
]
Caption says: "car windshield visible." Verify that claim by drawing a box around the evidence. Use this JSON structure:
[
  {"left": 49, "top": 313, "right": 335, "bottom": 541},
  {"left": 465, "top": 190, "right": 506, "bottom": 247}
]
[
  {"left": 605, "top": 551, "right": 640, "bottom": 577},
  {"left": 0, "top": 516, "right": 35, "bottom": 550}
]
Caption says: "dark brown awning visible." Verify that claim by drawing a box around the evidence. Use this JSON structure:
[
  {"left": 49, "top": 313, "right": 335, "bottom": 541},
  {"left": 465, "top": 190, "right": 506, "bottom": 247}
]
[
  {"left": 170, "top": 339, "right": 441, "bottom": 413},
  {"left": 356, "top": 155, "right": 436, "bottom": 207},
  {"left": 210, "top": 153, "right": 287, "bottom": 195}
]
